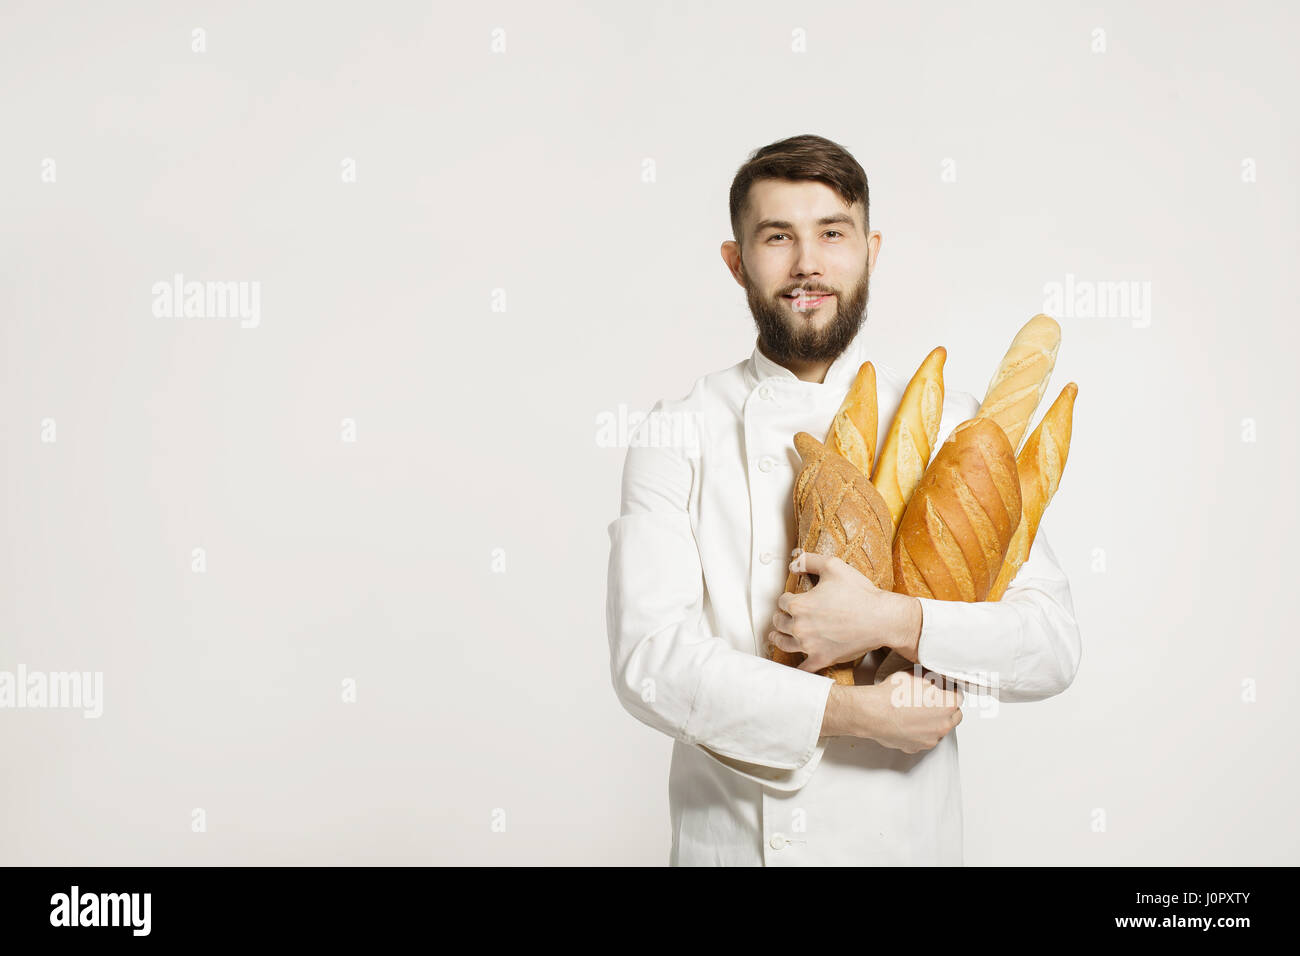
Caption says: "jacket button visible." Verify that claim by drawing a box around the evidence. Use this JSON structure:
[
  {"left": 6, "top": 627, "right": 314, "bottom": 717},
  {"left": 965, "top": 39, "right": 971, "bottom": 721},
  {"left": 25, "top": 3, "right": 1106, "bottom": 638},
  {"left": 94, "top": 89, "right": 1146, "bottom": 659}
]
[
  {"left": 759, "top": 385, "right": 773, "bottom": 400},
  {"left": 769, "top": 833, "right": 786, "bottom": 850},
  {"left": 758, "top": 456, "right": 775, "bottom": 473},
  {"left": 760, "top": 551, "right": 773, "bottom": 564}
]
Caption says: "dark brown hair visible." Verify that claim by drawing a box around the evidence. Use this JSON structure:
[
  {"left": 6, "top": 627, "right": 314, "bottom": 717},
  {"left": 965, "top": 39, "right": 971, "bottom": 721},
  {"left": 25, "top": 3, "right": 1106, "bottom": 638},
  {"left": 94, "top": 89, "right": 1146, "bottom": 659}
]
[{"left": 728, "top": 134, "right": 870, "bottom": 247}]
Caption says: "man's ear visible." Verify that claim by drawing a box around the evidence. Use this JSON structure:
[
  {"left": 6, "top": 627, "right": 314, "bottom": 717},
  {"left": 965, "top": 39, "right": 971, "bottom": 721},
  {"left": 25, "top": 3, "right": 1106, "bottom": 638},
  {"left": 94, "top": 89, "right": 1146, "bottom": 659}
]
[
  {"left": 866, "top": 230, "right": 883, "bottom": 276},
  {"left": 720, "top": 240, "right": 746, "bottom": 288}
]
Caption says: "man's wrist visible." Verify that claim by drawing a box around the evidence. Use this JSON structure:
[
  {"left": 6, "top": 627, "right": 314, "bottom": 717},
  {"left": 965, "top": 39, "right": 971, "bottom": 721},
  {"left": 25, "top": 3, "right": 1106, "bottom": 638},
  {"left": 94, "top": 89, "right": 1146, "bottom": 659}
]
[
  {"left": 888, "top": 594, "right": 923, "bottom": 659},
  {"left": 822, "top": 682, "right": 886, "bottom": 741},
  {"left": 820, "top": 683, "right": 853, "bottom": 737}
]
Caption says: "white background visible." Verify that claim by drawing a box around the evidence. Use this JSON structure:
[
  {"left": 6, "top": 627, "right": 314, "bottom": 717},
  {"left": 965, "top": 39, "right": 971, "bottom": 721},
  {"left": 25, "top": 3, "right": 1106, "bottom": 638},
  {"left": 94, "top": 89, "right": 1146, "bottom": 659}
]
[{"left": 2, "top": 0, "right": 1296, "bottom": 864}]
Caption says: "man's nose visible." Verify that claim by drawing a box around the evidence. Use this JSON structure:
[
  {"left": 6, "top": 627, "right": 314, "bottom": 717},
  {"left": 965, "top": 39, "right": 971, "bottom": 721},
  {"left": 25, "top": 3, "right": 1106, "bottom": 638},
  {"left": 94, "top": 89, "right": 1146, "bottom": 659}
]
[{"left": 792, "top": 251, "right": 825, "bottom": 281}]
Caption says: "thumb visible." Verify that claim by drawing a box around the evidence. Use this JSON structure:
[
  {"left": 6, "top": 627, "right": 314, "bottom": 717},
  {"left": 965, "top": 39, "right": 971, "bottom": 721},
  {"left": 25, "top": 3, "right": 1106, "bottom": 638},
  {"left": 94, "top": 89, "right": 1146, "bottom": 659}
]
[
  {"left": 792, "top": 550, "right": 834, "bottom": 578},
  {"left": 796, "top": 655, "right": 825, "bottom": 674}
]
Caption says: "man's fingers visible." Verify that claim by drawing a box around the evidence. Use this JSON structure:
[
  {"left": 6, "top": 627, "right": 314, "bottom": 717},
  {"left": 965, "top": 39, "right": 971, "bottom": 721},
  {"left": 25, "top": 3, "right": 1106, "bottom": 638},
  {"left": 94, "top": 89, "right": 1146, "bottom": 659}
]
[{"left": 768, "top": 629, "right": 799, "bottom": 654}]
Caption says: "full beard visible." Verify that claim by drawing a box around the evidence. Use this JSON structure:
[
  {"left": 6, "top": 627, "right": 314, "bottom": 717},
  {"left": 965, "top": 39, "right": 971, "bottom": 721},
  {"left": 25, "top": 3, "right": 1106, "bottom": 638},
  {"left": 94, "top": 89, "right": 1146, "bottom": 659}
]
[{"left": 744, "top": 264, "right": 870, "bottom": 365}]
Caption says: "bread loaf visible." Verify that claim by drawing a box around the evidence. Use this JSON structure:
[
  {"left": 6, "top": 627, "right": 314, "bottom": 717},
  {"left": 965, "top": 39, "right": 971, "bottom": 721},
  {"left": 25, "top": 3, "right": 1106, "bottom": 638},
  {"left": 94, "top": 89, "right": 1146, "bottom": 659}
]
[
  {"left": 826, "top": 361, "right": 878, "bottom": 477},
  {"left": 770, "top": 431, "right": 894, "bottom": 686},
  {"left": 871, "top": 346, "right": 946, "bottom": 531},
  {"left": 977, "top": 314, "right": 1061, "bottom": 455},
  {"left": 986, "top": 382, "right": 1078, "bottom": 601},
  {"left": 875, "top": 417, "right": 1021, "bottom": 682}
]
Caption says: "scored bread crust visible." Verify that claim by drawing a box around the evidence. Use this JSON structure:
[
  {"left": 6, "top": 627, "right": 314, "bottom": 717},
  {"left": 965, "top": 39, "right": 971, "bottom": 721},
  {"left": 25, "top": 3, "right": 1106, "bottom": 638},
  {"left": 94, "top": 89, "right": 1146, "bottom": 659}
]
[
  {"left": 977, "top": 313, "right": 1061, "bottom": 455},
  {"left": 826, "top": 361, "right": 878, "bottom": 478},
  {"left": 875, "top": 417, "right": 1021, "bottom": 682},
  {"left": 769, "top": 431, "right": 894, "bottom": 686},
  {"left": 871, "top": 346, "right": 946, "bottom": 532},
  {"left": 985, "top": 382, "right": 1078, "bottom": 601}
]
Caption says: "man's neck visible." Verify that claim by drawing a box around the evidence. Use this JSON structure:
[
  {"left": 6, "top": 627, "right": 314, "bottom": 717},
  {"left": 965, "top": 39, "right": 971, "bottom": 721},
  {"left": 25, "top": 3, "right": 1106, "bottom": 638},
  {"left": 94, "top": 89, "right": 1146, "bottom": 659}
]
[{"left": 758, "top": 338, "right": 833, "bottom": 384}]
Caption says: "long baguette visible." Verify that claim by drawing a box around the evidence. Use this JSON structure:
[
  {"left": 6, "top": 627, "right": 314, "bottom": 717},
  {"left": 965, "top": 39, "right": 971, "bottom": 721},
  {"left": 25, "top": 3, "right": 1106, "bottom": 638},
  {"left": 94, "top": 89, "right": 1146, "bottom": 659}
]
[
  {"left": 871, "top": 346, "right": 946, "bottom": 531},
  {"left": 986, "top": 382, "right": 1078, "bottom": 601},
  {"left": 977, "top": 314, "right": 1061, "bottom": 455},
  {"left": 826, "top": 361, "right": 878, "bottom": 478}
]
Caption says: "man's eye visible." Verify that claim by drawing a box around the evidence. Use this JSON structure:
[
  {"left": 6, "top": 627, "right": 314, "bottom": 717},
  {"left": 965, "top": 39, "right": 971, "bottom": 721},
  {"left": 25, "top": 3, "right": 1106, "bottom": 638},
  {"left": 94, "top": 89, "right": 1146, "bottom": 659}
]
[{"left": 767, "top": 231, "right": 843, "bottom": 242}]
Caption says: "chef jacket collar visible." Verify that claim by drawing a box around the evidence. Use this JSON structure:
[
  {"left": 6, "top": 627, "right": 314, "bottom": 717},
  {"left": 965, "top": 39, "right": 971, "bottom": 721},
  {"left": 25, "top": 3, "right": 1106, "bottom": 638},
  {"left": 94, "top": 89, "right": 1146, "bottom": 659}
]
[{"left": 744, "top": 328, "right": 868, "bottom": 392}]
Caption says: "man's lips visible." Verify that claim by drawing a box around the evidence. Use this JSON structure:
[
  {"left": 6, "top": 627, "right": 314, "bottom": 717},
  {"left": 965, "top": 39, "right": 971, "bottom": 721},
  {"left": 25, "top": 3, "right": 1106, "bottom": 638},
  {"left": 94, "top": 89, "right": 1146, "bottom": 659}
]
[{"left": 784, "top": 293, "right": 833, "bottom": 308}]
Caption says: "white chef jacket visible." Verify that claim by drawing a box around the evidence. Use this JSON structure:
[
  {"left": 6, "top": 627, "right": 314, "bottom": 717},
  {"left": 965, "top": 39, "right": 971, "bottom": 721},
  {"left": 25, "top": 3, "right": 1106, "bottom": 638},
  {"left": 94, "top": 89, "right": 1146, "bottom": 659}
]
[{"left": 604, "top": 328, "right": 1082, "bottom": 866}]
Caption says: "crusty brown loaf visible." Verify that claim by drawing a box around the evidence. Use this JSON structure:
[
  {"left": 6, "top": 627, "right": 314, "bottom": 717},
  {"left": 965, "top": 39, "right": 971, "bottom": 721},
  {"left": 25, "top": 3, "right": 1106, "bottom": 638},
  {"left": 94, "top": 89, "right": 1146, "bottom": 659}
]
[
  {"left": 871, "top": 346, "right": 946, "bottom": 531},
  {"left": 976, "top": 314, "right": 1061, "bottom": 456},
  {"left": 826, "top": 361, "right": 878, "bottom": 478},
  {"left": 769, "top": 431, "right": 894, "bottom": 686},
  {"left": 986, "top": 382, "right": 1078, "bottom": 601},
  {"left": 875, "top": 417, "right": 1022, "bottom": 682}
]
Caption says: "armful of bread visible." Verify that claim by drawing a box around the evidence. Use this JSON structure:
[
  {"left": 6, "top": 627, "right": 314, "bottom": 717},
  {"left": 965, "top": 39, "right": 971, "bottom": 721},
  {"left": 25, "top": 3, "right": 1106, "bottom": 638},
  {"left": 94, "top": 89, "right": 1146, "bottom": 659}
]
[
  {"left": 876, "top": 314, "right": 1077, "bottom": 683},
  {"left": 768, "top": 312, "right": 1080, "bottom": 691}
]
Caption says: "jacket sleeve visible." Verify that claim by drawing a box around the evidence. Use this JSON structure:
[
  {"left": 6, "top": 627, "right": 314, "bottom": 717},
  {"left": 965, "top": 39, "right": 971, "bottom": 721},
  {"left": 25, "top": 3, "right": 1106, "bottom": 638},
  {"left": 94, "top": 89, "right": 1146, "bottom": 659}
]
[
  {"left": 605, "top": 406, "right": 833, "bottom": 790},
  {"left": 913, "top": 524, "right": 1082, "bottom": 702}
]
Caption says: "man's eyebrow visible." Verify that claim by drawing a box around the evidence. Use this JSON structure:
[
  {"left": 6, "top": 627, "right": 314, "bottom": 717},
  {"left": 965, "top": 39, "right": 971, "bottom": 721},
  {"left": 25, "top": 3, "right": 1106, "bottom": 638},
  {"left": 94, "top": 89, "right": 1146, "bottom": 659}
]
[{"left": 753, "top": 214, "right": 857, "bottom": 237}]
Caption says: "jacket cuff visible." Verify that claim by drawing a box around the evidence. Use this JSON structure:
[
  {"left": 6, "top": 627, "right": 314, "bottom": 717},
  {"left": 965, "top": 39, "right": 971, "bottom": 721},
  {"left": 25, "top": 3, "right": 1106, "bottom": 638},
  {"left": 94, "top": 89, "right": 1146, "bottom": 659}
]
[
  {"left": 697, "top": 738, "right": 828, "bottom": 792},
  {"left": 914, "top": 596, "right": 1019, "bottom": 691},
  {"left": 687, "top": 654, "right": 833, "bottom": 765}
]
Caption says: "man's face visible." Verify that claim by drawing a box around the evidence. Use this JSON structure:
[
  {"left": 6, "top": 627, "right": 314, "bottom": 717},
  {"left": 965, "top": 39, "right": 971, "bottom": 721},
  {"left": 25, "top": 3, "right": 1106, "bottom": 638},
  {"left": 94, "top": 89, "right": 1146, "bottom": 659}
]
[{"left": 735, "top": 180, "right": 873, "bottom": 364}]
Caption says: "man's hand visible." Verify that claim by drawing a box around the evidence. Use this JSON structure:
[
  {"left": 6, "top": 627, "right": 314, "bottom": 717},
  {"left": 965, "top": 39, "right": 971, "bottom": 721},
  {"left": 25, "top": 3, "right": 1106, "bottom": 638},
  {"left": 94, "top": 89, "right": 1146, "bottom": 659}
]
[
  {"left": 769, "top": 550, "right": 922, "bottom": 674},
  {"left": 821, "top": 673, "right": 963, "bottom": 754},
  {"left": 863, "top": 671, "right": 964, "bottom": 753}
]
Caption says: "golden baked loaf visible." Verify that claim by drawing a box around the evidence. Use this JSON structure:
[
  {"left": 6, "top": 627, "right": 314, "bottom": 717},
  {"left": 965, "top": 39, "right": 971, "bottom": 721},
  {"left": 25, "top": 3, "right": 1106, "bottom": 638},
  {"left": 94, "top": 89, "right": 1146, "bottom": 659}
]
[
  {"left": 986, "top": 382, "right": 1078, "bottom": 601},
  {"left": 769, "top": 431, "right": 894, "bottom": 686},
  {"left": 826, "top": 361, "right": 879, "bottom": 478},
  {"left": 976, "top": 314, "right": 1061, "bottom": 455},
  {"left": 871, "top": 346, "right": 946, "bottom": 531},
  {"left": 875, "top": 417, "right": 1021, "bottom": 682}
]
